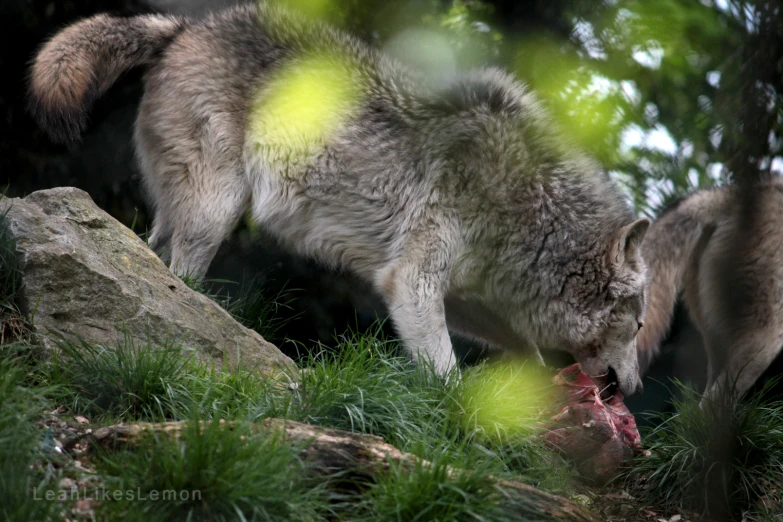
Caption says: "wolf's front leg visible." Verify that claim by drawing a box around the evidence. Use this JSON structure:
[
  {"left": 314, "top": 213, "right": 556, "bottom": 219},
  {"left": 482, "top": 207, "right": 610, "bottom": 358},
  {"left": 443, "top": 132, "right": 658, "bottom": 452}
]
[{"left": 377, "top": 260, "right": 457, "bottom": 377}]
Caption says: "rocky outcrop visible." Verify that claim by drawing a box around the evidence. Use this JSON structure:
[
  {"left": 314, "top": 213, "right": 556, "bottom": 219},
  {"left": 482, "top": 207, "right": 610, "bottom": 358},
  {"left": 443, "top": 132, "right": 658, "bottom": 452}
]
[{"left": 0, "top": 187, "right": 295, "bottom": 379}]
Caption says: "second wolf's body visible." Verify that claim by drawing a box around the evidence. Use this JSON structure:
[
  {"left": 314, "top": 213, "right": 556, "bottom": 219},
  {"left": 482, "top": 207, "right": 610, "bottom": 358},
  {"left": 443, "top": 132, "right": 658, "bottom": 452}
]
[
  {"left": 639, "top": 177, "right": 783, "bottom": 404},
  {"left": 29, "top": 3, "right": 648, "bottom": 394}
]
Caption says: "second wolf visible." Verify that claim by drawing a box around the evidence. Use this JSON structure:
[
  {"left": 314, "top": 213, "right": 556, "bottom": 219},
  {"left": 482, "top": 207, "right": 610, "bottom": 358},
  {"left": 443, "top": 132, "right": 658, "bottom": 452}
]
[
  {"left": 29, "top": 3, "right": 649, "bottom": 393},
  {"left": 638, "top": 177, "right": 783, "bottom": 404}
]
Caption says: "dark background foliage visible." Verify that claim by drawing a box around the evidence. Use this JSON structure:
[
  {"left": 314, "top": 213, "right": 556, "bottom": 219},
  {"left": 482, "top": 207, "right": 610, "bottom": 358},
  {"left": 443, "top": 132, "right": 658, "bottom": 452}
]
[{"left": 2, "top": 0, "right": 782, "bottom": 416}]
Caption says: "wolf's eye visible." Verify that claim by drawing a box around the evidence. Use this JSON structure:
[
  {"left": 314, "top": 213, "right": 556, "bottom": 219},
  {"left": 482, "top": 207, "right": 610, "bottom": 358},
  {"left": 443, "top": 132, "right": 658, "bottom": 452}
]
[{"left": 637, "top": 322, "right": 644, "bottom": 332}]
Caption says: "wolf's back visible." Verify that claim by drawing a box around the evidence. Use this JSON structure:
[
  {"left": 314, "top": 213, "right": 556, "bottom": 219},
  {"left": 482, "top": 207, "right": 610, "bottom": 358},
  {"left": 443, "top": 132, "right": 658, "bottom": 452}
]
[{"left": 28, "top": 13, "right": 186, "bottom": 144}]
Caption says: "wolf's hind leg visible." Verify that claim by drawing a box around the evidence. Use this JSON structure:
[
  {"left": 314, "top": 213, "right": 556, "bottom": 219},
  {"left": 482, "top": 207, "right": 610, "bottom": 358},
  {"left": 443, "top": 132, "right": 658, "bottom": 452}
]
[
  {"left": 147, "top": 219, "right": 173, "bottom": 263},
  {"left": 377, "top": 257, "right": 457, "bottom": 377},
  {"left": 168, "top": 164, "right": 250, "bottom": 280}
]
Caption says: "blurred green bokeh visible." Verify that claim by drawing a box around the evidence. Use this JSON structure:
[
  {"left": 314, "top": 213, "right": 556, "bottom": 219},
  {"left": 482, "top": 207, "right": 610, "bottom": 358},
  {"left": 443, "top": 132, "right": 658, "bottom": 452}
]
[
  {"left": 459, "top": 362, "right": 555, "bottom": 440},
  {"left": 248, "top": 51, "right": 364, "bottom": 173}
]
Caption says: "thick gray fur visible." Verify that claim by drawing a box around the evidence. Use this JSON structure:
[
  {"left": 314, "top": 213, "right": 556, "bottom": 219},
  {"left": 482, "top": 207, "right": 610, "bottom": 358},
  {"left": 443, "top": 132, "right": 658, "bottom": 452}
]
[{"left": 29, "top": 2, "right": 649, "bottom": 394}]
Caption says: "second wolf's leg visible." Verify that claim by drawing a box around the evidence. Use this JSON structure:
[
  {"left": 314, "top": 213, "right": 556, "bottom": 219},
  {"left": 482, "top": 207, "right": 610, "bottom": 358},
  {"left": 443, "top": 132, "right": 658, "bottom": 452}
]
[
  {"left": 699, "top": 329, "right": 723, "bottom": 398},
  {"left": 377, "top": 257, "right": 456, "bottom": 376},
  {"left": 700, "top": 332, "right": 783, "bottom": 407},
  {"left": 704, "top": 358, "right": 714, "bottom": 396}
]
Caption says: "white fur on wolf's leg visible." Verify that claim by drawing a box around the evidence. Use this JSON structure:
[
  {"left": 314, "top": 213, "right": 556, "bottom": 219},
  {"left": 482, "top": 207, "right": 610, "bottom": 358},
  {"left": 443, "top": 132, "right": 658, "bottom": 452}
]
[
  {"left": 155, "top": 155, "right": 249, "bottom": 282},
  {"left": 168, "top": 203, "right": 246, "bottom": 280},
  {"left": 147, "top": 225, "right": 172, "bottom": 265},
  {"left": 169, "top": 250, "right": 211, "bottom": 281},
  {"left": 378, "top": 261, "right": 458, "bottom": 378}
]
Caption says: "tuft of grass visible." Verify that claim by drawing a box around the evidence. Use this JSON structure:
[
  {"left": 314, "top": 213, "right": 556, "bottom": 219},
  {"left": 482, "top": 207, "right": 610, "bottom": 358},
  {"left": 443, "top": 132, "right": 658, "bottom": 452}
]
[
  {"left": 625, "top": 378, "right": 783, "bottom": 520},
  {"left": 42, "top": 330, "right": 288, "bottom": 423},
  {"left": 47, "top": 333, "right": 193, "bottom": 421},
  {"left": 177, "top": 272, "right": 206, "bottom": 293},
  {"left": 462, "top": 429, "right": 576, "bottom": 495},
  {"left": 353, "top": 454, "right": 501, "bottom": 522},
  {"left": 0, "top": 358, "right": 59, "bottom": 521},
  {"left": 174, "top": 364, "right": 286, "bottom": 421},
  {"left": 287, "top": 324, "right": 453, "bottom": 451},
  {"left": 215, "top": 275, "right": 301, "bottom": 342},
  {"left": 349, "top": 447, "right": 555, "bottom": 522},
  {"left": 179, "top": 273, "right": 300, "bottom": 343},
  {"left": 96, "top": 418, "right": 331, "bottom": 522}
]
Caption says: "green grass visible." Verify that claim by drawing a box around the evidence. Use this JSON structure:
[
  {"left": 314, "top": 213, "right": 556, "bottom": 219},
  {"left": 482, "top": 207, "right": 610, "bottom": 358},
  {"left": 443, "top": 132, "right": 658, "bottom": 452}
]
[
  {"left": 37, "top": 320, "right": 577, "bottom": 515},
  {"left": 285, "top": 325, "right": 450, "bottom": 447},
  {"left": 178, "top": 273, "right": 300, "bottom": 343},
  {"left": 0, "top": 202, "right": 58, "bottom": 521},
  {"left": 0, "top": 202, "right": 19, "bottom": 306},
  {"left": 96, "top": 417, "right": 331, "bottom": 522},
  {"left": 215, "top": 275, "right": 301, "bottom": 343},
  {"left": 46, "top": 333, "right": 194, "bottom": 421},
  {"left": 0, "top": 357, "right": 60, "bottom": 521},
  {"left": 43, "top": 331, "right": 287, "bottom": 424},
  {"left": 176, "top": 363, "right": 283, "bottom": 421},
  {"left": 347, "top": 443, "right": 560, "bottom": 522},
  {"left": 281, "top": 327, "right": 575, "bottom": 491},
  {"left": 624, "top": 379, "right": 783, "bottom": 521}
]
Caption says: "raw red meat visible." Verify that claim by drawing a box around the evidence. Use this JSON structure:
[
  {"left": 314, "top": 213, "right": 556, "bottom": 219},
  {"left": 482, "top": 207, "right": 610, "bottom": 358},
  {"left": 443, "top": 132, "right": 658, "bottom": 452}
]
[{"left": 542, "top": 363, "right": 643, "bottom": 485}]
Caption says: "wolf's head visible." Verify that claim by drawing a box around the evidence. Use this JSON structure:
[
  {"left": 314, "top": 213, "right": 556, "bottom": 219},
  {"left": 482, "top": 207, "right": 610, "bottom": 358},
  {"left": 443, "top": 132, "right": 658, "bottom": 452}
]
[
  {"left": 556, "top": 218, "right": 650, "bottom": 397},
  {"left": 499, "top": 217, "right": 650, "bottom": 397}
]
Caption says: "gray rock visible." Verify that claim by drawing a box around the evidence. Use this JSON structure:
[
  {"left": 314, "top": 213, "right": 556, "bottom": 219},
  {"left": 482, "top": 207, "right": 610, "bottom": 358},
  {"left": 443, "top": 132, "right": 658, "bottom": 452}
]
[{"left": 0, "top": 187, "right": 296, "bottom": 379}]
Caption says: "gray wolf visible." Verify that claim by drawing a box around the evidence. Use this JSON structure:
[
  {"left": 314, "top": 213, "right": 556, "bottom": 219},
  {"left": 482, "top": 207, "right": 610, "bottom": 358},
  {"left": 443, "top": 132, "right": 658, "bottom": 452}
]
[
  {"left": 638, "top": 177, "right": 783, "bottom": 404},
  {"left": 28, "top": 2, "right": 648, "bottom": 394}
]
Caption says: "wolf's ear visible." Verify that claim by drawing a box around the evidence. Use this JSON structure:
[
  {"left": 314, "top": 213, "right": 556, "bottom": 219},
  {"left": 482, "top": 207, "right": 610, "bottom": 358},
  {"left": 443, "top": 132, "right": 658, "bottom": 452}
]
[{"left": 609, "top": 218, "right": 650, "bottom": 270}]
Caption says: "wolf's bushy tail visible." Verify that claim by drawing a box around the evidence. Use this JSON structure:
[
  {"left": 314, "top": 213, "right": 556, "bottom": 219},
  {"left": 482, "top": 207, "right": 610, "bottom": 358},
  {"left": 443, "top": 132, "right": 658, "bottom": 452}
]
[
  {"left": 28, "top": 13, "right": 186, "bottom": 144},
  {"left": 637, "top": 192, "right": 723, "bottom": 374}
]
